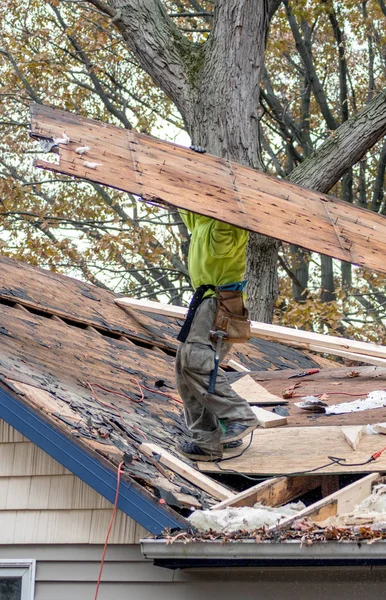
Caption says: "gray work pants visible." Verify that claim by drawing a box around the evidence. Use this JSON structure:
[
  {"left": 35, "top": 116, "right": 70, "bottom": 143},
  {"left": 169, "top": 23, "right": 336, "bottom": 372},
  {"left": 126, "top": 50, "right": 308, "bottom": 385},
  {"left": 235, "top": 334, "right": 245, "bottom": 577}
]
[{"left": 175, "top": 297, "right": 257, "bottom": 455}]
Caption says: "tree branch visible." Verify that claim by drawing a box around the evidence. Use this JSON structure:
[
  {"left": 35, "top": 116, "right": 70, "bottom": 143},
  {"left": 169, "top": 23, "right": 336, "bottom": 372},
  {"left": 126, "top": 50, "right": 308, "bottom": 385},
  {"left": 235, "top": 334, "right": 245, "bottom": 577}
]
[
  {"left": 290, "top": 88, "right": 386, "bottom": 192},
  {"left": 283, "top": 0, "right": 339, "bottom": 131},
  {"left": 106, "top": 0, "right": 193, "bottom": 112}
]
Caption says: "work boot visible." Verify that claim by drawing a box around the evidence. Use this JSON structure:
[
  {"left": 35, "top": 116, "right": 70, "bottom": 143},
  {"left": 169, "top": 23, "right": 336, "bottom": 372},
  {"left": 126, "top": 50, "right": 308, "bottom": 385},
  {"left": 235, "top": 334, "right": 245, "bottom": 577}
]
[
  {"left": 177, "top": 441, "right": 223, "bottom": 462},
  {"left": 221, "top": 421, "right": 258, "bottom": 445}
]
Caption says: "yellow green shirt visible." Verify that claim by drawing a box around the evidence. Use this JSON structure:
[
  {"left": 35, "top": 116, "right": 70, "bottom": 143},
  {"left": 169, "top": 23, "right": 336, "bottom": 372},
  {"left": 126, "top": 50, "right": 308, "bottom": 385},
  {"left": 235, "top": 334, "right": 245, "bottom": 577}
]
[{"left": 179, "top": 211, "right": 248, "bottom": 291}]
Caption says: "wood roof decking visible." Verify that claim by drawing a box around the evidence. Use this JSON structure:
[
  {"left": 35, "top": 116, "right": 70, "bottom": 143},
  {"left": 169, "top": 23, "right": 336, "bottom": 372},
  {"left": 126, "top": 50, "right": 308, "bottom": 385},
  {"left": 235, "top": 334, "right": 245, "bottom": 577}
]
[
  {"left": 30, "top": 104, "right": 386, "bottom": 274},
  {"left": 0, "top": 255, "right": 320, "bottom": 372},
  {"left": 0, "top": 255, "right": 324, "bottom": 519}
]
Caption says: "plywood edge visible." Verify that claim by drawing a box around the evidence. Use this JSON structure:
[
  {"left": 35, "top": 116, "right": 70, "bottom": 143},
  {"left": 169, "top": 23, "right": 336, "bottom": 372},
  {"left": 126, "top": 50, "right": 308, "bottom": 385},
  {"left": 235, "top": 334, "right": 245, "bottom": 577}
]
[{"left": 139, "top": 443, "right": 235, "bottom": 501}]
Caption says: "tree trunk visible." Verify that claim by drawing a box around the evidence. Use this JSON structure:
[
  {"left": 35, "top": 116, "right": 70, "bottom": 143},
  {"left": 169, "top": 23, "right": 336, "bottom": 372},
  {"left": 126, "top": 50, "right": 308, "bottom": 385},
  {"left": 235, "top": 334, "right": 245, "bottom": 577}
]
[
  {"left": 181, "top": 1, "right": 279, "bottom": 322},
  {"left": 320, "top": 255, "right": 335, "bottom": 303}
]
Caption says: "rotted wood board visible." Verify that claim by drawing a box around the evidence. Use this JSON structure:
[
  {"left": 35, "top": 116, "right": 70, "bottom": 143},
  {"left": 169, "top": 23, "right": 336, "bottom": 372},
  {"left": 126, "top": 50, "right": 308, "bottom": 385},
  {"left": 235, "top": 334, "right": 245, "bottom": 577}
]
[
  {"left": 0, "top": 256, "right": 313, "bottom": 373},
  {"left": 198, "top": 426, "right": 386, "bottom": 476},
  {"left": 0, "top": 255, "right": 174, "bottom": 348},
  {"left": 31, "top": 103, "right": 386, "bottom": 274}
]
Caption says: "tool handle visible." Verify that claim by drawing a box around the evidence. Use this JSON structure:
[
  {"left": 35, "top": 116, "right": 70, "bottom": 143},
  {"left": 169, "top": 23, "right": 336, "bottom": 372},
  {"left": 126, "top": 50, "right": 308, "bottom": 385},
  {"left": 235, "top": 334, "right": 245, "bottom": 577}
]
[
  {"left": 208, "top": 362, "right": 219, "bottom": 394},
  {"left": 306, "top": 368, "right": 320, "bottom": 375}
]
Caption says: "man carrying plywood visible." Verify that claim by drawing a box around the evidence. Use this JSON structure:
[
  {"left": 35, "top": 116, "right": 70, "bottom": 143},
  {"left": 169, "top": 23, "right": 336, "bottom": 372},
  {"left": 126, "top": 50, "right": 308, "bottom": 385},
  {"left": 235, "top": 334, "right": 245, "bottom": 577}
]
[{"left": 176, "top": 209, "right": 257, "bottom": 461}]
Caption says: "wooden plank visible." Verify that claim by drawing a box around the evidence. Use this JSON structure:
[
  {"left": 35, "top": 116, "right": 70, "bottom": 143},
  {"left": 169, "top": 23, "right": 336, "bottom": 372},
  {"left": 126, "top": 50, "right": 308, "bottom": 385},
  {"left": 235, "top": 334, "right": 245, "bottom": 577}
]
[
  {"left": 231, "top": 375, "right": 287, "bottom": 405},
  {"left": 139, "top": 443, "right": 235, "bottom": 501},
  {"left": 197, "top": 426, "right": 386, "bottom": 475},
  {"left": 227, "top": 359, "right": 251, "bottom": 373},
  {"left": 270, "top": 473, "right": 381, "bottom": 530},
  {"left": 212, "top": 476, "right": 322, "bottom": 510},
  {"left": 341, "top": 426, "right": 364, "bottom": 450},
  {"left": 30, "top": 104, "right": 386, "bottom": 274},
  {"left": 115, "top": 298, "right": 386, "bottom": 362},
  {"left": 372, "top": 422, "right": 386, "bottom": 434},
  {"left": 251, "top": 406, "right": 287, "bottom": 428},
  {"left": 306, "top": 345, "right": 386, "bottom": 367}
]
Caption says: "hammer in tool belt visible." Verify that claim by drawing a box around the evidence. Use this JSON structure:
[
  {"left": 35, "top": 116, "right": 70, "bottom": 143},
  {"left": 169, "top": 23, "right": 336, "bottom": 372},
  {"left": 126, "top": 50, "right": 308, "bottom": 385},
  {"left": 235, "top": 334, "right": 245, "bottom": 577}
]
[{"left": 208, "top": 330, "right": 227, "bottom": 394}]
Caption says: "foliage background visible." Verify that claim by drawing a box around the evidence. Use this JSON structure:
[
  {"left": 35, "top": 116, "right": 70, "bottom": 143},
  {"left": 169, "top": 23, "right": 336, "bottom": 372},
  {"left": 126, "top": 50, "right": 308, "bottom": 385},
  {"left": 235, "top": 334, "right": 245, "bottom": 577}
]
[{"left": 1, "top": 0, "right": 386, "bottom": 344}]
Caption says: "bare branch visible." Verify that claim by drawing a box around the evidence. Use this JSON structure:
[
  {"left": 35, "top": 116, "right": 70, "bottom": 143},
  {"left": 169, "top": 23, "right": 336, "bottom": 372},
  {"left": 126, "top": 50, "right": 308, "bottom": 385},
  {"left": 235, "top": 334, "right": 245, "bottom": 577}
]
[
  {"left": 283, "top": 0, "right": 339, "bottom": 131},
  {"left": 290, "top": 88, "right": 386, "bottom": 193}
]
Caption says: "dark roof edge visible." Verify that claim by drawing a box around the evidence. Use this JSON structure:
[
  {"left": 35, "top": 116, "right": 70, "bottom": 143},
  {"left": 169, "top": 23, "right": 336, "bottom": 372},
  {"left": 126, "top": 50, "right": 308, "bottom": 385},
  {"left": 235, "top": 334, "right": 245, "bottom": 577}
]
[
  {"left": 141, "top": 539, "right": 386, "bottom": 569},
  {"left": 0, "top": 382, "right": 186, "bottom": 535}
]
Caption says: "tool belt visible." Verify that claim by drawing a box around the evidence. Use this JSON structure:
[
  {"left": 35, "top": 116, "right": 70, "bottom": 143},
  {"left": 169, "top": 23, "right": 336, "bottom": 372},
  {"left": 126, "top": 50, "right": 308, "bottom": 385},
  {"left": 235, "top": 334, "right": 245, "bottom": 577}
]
[
  {"left": 177, "top": 283, "right": 251, "bottom": 344},
  {"left": 211, "top": 288, "right": 251, "bottom": 344}
]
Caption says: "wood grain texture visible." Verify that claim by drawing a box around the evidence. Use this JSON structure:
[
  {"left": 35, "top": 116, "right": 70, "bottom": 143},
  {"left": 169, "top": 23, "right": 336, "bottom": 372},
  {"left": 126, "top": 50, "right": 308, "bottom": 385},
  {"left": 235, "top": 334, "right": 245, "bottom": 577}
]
[
  {"left": 0, "top": 255, "right": 320, "bottom": 373},
  {"left": 198, "top": 427, "right": 386, "bottom": 475},
  {"left": 212, "top": 475, "right": 322, "bottom": 510},
  {"left": 30, "top": 104, "right": 386, "bottom": 274}
]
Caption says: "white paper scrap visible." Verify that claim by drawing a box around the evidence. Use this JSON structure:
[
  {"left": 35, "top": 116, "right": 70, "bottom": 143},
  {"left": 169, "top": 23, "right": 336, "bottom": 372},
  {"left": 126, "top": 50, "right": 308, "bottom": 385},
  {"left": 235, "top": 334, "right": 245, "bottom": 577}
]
[{"left": 326, "top": 390, "right": 386, "bottom": 415}]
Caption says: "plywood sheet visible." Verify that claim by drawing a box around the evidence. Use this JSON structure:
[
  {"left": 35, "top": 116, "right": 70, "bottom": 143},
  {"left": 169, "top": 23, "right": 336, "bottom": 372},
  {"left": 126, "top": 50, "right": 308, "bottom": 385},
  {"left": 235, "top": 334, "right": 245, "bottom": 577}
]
[
  {"left": 231, "top": 374, "right": 286, "bottom": 405},
  {"left": 198, "top": 426, "right": 386, "bottom": 475},
  {"left": 30, "top": 104, "right": 386, "bottom": 274}
]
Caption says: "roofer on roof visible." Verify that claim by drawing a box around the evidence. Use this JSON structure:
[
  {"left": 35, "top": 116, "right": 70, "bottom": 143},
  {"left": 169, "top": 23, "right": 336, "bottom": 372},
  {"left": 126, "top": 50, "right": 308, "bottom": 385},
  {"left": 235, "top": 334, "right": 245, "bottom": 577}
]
[{"left": 176, "top": 211, "right": 258, "bottom": 462}]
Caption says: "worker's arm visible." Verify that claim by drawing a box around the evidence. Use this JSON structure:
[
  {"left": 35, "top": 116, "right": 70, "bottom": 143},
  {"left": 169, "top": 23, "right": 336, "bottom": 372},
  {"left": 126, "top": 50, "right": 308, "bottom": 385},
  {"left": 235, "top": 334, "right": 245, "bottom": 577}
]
[
  {"left": 178, "top": 209, "right": 197, "bottom": 232},
  {"left": 209, "top": 220, "right": 248, "bottom": 258}
]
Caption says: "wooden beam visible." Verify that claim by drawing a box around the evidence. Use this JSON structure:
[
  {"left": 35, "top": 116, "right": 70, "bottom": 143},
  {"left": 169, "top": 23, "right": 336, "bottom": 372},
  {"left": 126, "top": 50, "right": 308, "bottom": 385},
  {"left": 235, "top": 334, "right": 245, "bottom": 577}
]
[
  {"left": 212, "top": 476, "right": 322, "bottom": 510},
  {"left": 139, "top": 442, "right": 235, "bottom": 501},
  {"left": 230, "top": 375, "right": 287, "bottom": 405},
  {"left": 30, "top": 104, "right": 386, "bottom": 274},
  {"left": 251, "top": 406, "right": 287, "bottom": 428},
  {"left": 114, "top": 297, "right": 386, "bottom": 362},
  {"left": 227, "top": 359, "right": 251, "bottom": 373},
  {"left": 270, "top": 473, "right": 381, "bottom": 529}
]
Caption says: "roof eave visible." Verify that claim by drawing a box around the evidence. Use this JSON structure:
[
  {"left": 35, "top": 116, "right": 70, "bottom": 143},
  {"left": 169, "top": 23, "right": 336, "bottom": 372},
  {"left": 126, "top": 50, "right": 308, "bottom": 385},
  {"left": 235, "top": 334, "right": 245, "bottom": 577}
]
[{"left": 141, "top": 538, "right": 386, "bottom": 569}]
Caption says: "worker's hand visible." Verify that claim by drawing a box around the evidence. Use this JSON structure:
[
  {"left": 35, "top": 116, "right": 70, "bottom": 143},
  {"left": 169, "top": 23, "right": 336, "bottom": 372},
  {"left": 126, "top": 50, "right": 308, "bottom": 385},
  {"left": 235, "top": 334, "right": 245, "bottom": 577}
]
[{"left": 189, "top": 145, "right": 206, "bottom": 154}]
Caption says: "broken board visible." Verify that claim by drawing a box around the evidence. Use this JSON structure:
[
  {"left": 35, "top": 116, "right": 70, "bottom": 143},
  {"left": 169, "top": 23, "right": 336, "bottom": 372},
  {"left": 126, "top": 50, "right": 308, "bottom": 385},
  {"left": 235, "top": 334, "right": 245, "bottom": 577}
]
[
  {"left": 139, "top": 443, "right": 234, "bottom": 501},
  {"left": 341, "top": 426, "right": 364, "bottom": 450},
  {"left": 251, "top": 405, "right": 287, "bottom": 428},
  {"left": 230, "top": 374, "right": 287, "bottom": 405},
  {"left": 197, "top": 426, "right": 386, "bottom": 476},
  {"left": 30, "top": 104, "right": 386, "bottom": 274}
]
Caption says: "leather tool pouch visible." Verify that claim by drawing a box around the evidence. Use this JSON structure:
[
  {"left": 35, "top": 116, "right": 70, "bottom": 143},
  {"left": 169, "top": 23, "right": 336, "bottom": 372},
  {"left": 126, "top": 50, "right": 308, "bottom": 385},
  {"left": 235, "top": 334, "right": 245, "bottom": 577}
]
[{"left": 211, "top": 290, "right": 251, "bottom": 344}]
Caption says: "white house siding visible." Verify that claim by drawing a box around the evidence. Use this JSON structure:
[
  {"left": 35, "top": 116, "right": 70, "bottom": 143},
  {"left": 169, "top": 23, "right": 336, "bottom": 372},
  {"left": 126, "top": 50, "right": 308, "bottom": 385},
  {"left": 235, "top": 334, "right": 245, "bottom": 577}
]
[{"left": 0, "top": 419, "right": 148, "bottom": 544}]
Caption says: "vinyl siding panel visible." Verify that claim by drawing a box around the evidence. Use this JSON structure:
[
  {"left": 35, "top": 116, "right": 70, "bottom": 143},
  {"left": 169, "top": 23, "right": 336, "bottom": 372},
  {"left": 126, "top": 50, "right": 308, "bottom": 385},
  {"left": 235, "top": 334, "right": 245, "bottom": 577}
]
[{"left": 0, "top": 420, "right": 149, "bottom": 544}]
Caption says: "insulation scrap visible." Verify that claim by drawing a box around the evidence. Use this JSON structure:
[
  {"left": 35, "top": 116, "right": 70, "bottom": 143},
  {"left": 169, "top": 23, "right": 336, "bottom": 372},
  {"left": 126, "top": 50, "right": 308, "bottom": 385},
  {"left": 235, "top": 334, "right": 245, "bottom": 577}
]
[
  {"left": 319, "top": 484, "right": 386, "bottom": 528},
  {"left": 83, "top": 161, "right": 102, "bottom": 169},
  {"left": 76, "top": 146, "right": 91, "bottom": 155},
  {"left": 188, "top": 501, "right": 306, "bottom": 533},
  {"left": 53, "top": 133, "right": 70, "bottom": 144}
]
